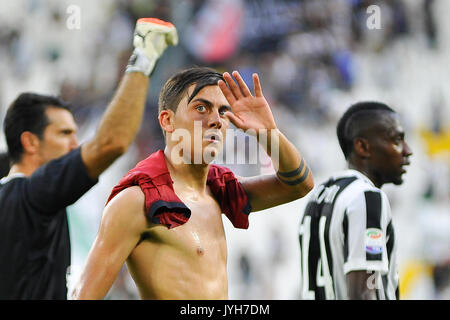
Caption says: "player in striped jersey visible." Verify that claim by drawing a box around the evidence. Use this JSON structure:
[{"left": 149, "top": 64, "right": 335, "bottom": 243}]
[{"left": 299, "top": 102, "right": 412, "bottom": 300}]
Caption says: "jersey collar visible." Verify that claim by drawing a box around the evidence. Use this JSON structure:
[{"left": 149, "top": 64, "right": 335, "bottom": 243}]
[
  {"left": 0, "top": 173, "right": 26, "bottom": 184},
  {"left": 334, "top": 169, "right": 376, "bottom": 188}
]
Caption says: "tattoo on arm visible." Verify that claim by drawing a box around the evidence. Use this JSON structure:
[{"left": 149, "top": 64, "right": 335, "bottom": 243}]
[
  {"left": 276, "top": 159, "right": 310, "bottom": 186},
  {"left": 277, "top": 158, "right": 305, "bottom": 178}
]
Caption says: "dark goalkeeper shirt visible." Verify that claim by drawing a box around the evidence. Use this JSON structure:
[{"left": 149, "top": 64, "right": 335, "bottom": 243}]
[{"left": 0, "top": 148, "right": 97, "bottom": 299}]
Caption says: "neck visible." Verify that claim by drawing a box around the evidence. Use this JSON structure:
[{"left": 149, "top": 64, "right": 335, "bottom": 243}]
[
  {"left": 348, "top": 161, "right": 383, "bottom": 188},
  {"left": 8, "top": 162, "right": 37, "bottom": 177},
  {"left": 164, "top": 147, "right": 210, "bottom": 193},
  {"left": 8, "top": 153, "right": 42, "bottom": 177}
]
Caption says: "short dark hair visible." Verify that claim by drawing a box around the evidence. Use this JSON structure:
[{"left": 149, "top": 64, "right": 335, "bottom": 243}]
[
  {"left": 0, "top": 152, "right": 10, "bottom": 177},
  {"left": 158, "top": 67, "right": 224, "bottom": 114},
  {"left": 3, "top": 92, "right": 71, "bottom": 163},
  {"left": 337, "top": 101, "right": 396, "bottom": 159}
]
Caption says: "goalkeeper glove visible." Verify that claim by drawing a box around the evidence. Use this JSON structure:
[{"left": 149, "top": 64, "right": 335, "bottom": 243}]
[{"left": 126, "top": 18, "right": 178, "bottom": 77}]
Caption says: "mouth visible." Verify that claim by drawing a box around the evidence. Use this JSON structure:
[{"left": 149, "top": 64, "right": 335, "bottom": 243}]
[
  {"left": 400, "top": 161, "right": 410, "bottom": 173},
  {"left": 203, "top": 132, "right": 222, "bottom": 143}
]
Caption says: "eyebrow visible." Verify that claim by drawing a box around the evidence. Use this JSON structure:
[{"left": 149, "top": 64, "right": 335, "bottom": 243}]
[
  {"left": 190, "top": 98, "right": 231, "bottom": 111},
  {"left": 59, "top": 127, "right": 77, "bottom": 133},
  {"left": 386, "top": 127, "right": 405, "bottom": 138}
]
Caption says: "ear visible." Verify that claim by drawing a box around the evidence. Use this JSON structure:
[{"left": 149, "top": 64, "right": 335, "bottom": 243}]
[
  {"left": 353, "top": 137, "right": 371, "bottom": 159},
  {"left": 20, "top": 131, "right": 41, "bottom": 156},
  {"left": 159, "top": 109, "right": 175, "bottom": 134}
]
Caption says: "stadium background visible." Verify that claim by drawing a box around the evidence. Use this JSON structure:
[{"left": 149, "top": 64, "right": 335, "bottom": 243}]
[{"left": 0, "top": 0, "right": 449, "bottom": 299}]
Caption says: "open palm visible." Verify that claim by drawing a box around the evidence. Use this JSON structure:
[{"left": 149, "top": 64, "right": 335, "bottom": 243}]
[{"left": 218, "top": 71, "right": 277, "bottom": 133}]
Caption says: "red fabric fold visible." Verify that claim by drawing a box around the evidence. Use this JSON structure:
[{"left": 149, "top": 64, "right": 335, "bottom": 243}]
[{"left": 106, "top": 150, "right": 251, "bottom": 229}]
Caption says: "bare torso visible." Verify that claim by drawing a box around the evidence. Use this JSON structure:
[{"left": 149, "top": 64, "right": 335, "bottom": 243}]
[{"left": 126, "top": 184, "right": 228, "bottom": 299}]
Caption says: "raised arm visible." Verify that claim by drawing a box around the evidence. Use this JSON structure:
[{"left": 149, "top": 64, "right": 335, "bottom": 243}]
[
  {"left": 81, "top": 18, "right": 178, "bottom": 179},
  {"left": 218, "top": 71, "right": 314, "bottom": 212},
  {"left": 81, "top": 72, "right": 148, "bottom": 178},
  {"left": 71, "top": 186, "right": 147, "bottom": 299}
]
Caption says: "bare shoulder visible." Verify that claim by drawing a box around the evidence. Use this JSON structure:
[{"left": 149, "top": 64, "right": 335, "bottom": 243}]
[
  {"left": 106, "top": 186, "right": 145, "bottom": 210},
  {"left": 102, "top": 186, "right": 147, "bottom": 229}
]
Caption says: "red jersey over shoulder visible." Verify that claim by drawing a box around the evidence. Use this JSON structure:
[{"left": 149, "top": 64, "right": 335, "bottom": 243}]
[{"left": 106, "top": 150, "right": 252, "bottom": 229}]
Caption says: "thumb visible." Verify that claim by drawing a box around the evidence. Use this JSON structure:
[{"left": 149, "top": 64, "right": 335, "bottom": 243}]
[
  {"left": 225, "top": 111, "right": 245, "bottom": 129},
  {"left": 166, "top": 28, "right": 179, "bottom": 46}
]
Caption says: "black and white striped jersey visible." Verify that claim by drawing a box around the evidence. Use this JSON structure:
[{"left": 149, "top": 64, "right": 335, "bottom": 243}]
[{"left": 298, "top": 169, "right": 399, "bottom": 300}]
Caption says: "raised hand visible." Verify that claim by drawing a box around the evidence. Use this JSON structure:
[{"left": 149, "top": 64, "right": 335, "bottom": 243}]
[
  {"left": 218, "top": 71, "right": 277, "bottom": 134},
  {"left": 127, "top": 18, "right": 178, "bottom": 77}
]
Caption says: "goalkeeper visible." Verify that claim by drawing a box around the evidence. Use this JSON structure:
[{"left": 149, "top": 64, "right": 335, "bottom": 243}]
[{"left": 0, "top": 18, "right": 177, "bottom": 300}]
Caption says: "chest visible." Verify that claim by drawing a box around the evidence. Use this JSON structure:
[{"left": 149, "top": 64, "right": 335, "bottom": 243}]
[
  {"left": 145, "top": 186, "right": 227, "bottom": 256},
  {"left": 171, "top": 181, "right": 223, "bottom": 226}
]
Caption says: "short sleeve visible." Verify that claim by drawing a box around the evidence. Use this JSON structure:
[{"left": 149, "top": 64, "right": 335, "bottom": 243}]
[
  {"left": 343, "top": 190, "right": 389, "bottom": 274},
  {"left": 25, "top": 147, "right": 98, "bottom": 215}
]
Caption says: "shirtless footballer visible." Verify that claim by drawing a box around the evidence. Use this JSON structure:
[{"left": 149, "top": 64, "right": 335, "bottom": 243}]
[{"left": 72, "top": 62, "right": 314, "bottom": 300}]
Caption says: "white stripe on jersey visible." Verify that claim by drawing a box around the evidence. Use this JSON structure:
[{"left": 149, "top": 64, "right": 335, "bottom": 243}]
[{"left": 299, "top": 169, "right": 398, "bottom": 300}]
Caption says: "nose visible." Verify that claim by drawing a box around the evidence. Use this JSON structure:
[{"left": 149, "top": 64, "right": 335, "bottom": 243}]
[
  {"left": 403, "top": 141, "right": 413, "bottom": 157},
  {"left": 208, "top": 109, "right": 222, "bottom": 129},
  {"left": 70, "top": 135, "right": 79, "bottom": 150}
]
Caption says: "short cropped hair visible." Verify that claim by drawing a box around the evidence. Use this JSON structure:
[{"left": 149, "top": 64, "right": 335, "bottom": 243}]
[
  {"left": 337, "top": 101, "right": 395, "bottom": 159},
  {"left": 0, "top": 152, "right": 9, "bottom": 177},
  {"left": 3, "top": 92, "right": 71, "bottom": 163},
  {"left": 158, "top": 67, "right": 224, "bottom": 114}
]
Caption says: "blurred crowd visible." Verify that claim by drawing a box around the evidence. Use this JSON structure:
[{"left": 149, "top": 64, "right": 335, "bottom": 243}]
[{"left": 0, "top": 0, "right": 449, "bottom": 299}]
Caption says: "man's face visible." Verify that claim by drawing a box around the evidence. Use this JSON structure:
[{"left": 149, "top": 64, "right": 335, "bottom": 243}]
[
  {"left": 367, "top": 113, "right": 412, "bottom": 185},
  {"left": 37, "top": 107, "right": 79, "bottom": 165},
  {"left": 169, "top": 84, "right": 231, "bottom": 164}
]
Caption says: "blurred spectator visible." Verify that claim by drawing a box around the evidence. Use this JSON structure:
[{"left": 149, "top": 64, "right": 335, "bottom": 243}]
[{"left": 424, "top": 0, "right": 437, "bottom": 49}]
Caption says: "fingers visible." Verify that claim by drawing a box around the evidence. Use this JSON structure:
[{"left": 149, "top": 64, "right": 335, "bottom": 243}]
[
  {"left": 232, "top": 71, "right": 252, "bottom": 97},
  {"left": 222, "top": 72, "right": 243, "bottom": 100},
  {"left": 224, "top": 111, "right": 245, "bottom": 129},
  {"left": 253, "top": 73, "right": 263, "bottom": 97},
  {"left": 165, "top": 28, "right": 179, "bottom": 46},
  {"left": 215, "top": 83, "right": 245, "bottom": 129},
  {"left": 218, "top": 79, "right": 236, "bottom": 105},
  {"left": 221, "top": 71, "right": 262, "bottom": 100}
]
